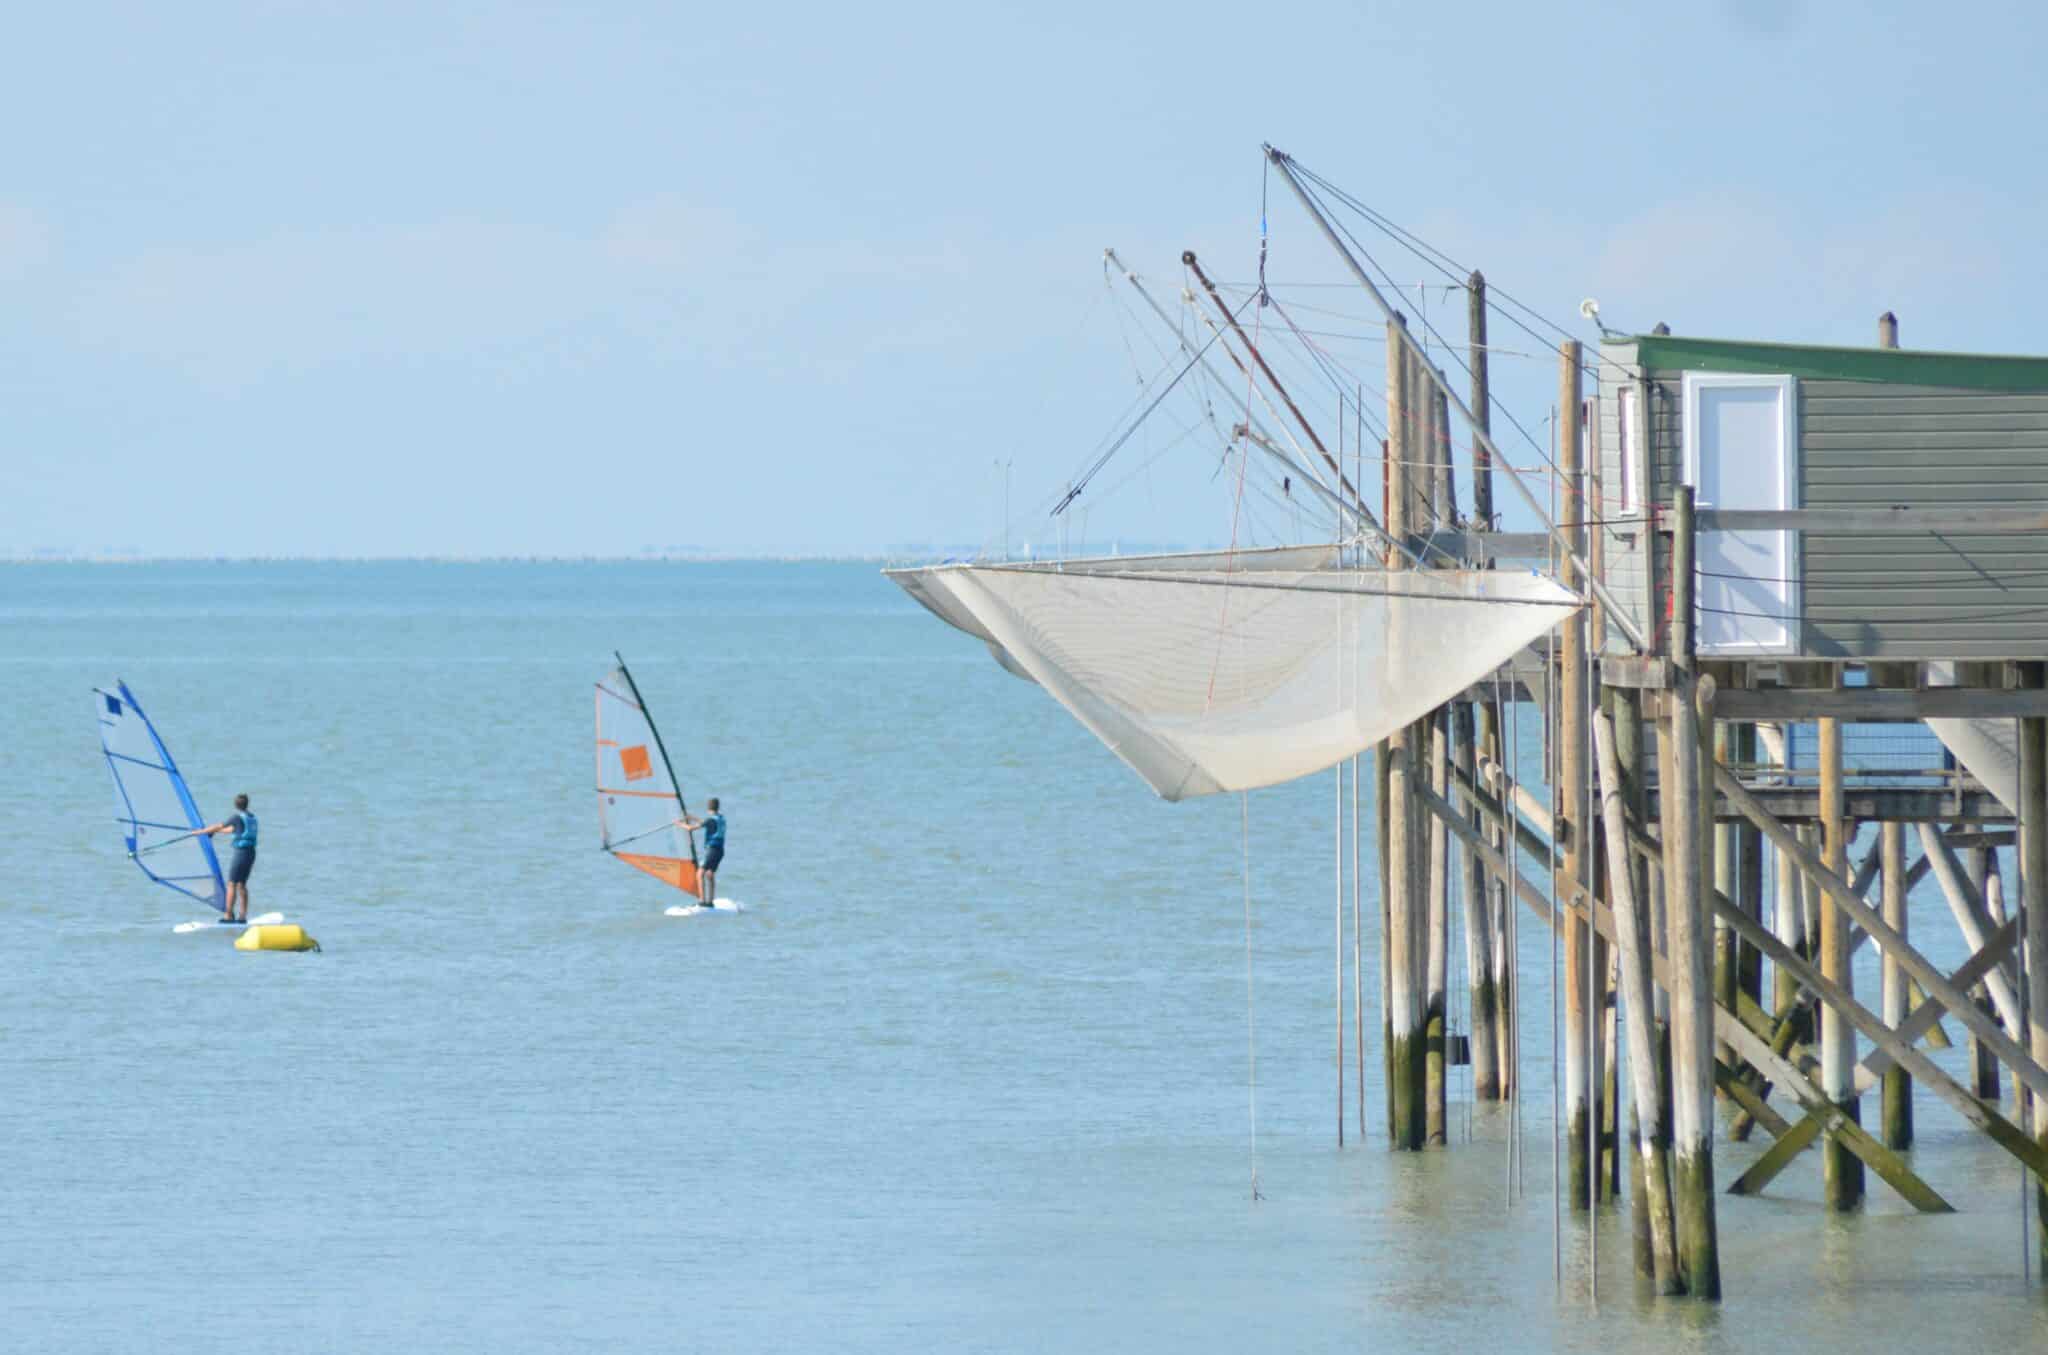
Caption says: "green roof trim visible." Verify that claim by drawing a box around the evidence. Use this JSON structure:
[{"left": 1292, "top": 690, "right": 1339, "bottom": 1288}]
[{"left": 1631, "top": 334, "right": 2048, "bottom": 392}]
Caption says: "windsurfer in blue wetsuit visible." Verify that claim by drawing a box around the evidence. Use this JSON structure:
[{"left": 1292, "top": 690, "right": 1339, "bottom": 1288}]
[
  {"left": 199, "top": 793, "right": 259, "bottom": 923},
  {"left": 680, "top": 798, "right": 725, "bottom": 907}
]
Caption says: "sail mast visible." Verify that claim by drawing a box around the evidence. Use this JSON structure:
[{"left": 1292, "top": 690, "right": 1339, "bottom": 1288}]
[{"left": 610, "top": 651, "right": 697, "bottom": 867}]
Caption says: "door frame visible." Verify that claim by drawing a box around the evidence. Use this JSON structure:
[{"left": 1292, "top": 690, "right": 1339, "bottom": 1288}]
[{"left": 1680, "top": 371, "right": 1800, "bottom": 655}]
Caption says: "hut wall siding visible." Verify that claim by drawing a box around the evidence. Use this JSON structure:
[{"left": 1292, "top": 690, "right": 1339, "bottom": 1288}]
[
  {"left": 1802, "top": 379, "right": 2048, "bottom": 658},
  {"left": 1614, "top": 360, "right": 2048, "bottom": 661}
]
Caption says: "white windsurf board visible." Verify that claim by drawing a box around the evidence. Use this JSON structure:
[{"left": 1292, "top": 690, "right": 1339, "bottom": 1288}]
[
  {"left": 174, "top": 910, "right": 285, "bottom": 935},
  {"left": 664, "top": 898, "right": 744, "bottom": 916}
]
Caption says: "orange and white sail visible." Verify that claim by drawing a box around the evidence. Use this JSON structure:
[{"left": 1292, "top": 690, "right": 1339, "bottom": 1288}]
[{"left": 595, "top": 653, "right": 700, "bottom": 895}]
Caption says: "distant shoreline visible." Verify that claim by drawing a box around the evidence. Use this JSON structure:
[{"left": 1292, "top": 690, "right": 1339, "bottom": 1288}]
[{"left": 0, "top": 545, "right": 1214, "bottom": 566}]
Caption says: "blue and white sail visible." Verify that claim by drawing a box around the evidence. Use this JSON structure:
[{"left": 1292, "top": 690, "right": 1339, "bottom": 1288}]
[{"left": 95, "top": 681, "right": 227, "bottom": 911}]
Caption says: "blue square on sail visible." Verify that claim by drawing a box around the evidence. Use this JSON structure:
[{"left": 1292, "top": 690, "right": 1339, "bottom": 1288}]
[{"left": 106, "top": 694, "right": 122, "bottom": 715}]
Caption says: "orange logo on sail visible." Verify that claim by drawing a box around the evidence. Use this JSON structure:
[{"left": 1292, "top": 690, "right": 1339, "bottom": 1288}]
[{"left": 620, "top": 745, "right": 654, "bottom": 781}]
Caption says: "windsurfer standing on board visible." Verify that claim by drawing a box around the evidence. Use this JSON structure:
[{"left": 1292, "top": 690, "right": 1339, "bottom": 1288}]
[
  {"left": 198, "top": 793, "right": 258, "bottom": 923},
  {"left": 680, "top": 798, "right": 725, "bottom": 907}
]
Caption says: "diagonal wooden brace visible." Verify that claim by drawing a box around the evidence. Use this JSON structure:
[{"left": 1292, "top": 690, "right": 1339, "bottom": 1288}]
[
  {"left": 1715, "top": 767, "right": 2048, "bottom": 1108},
  {"left": 1854, "top": 918, "right": 2018, "bottom": 1094},
  {"left": 1710, "top": 884, "right": 2048, "bottom": 1191}
]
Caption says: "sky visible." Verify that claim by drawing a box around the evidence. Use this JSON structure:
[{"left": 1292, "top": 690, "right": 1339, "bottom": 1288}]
[{"left": 4, "top": 1, "right": 2045, "bottom": 557}]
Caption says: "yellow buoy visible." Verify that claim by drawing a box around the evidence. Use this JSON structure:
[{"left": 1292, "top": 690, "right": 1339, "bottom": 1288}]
[{"left": 234, "top": 923, "right": 319, "bottom": 953}]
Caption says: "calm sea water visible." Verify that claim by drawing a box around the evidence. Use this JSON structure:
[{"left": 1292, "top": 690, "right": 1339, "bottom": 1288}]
[{"left": 4, "top": 561, "right": 2043, "bottom": 1351}]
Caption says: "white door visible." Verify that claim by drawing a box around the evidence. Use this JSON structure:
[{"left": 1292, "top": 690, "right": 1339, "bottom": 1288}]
[{"left": 1683, "top": 373, "right": 1798, "bottom": 653}]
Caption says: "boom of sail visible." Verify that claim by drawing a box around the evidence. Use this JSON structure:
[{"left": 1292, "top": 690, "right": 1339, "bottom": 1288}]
[
  {"left": 595, "top": 654, "right": 701, "bottom": 895},
  {"left": 95, "top": 680, "right": 228, "bottom": 911}
]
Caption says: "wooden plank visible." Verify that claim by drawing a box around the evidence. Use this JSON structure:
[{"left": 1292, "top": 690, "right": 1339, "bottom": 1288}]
[
  {"left": 1600, "top": 656, "right": 1676, "bottom": 690},
  {"left": 1706, "top": 688, "right": 2048, "bottom": 719},
  {"left": 1696, "top": 507, "right": 2048, "bottom": 533}
]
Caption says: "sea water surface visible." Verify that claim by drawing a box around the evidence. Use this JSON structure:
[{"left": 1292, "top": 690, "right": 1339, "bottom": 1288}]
[{"left": 3, "top": 561, "right": 2043, "bottom": 1351}]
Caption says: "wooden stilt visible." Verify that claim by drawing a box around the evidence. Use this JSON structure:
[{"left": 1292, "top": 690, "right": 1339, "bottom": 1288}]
[
  {"left": 1969, "top": 844, "right": 2006, "bottom": 1100},
  {"left": 1384, "top": 323, "right": 1425, "bottom": 1152},
  {"left": 1818, "top": 716, "right": 1865, "bottom": 1208},
  {"left": 2020, "top": 705, "right": 2048, "bottom": 1264},
  {"left": 1458, "top": 701, "right": 1500, "bottom": 1100},
  {"left": 1771, "top": 739, "right": 1808, "bottom": 1040},
  {"left": 1664, "top": 485, "right": 1720, "bottom": 1299},
  {"left": 1882, "top": 821, "right": 1913, "bottom": 1150},
  {"left": 1467, "top": 271, "right": 1514, "bottom": 1105},
  {"left": 1735, "top": 725, "right": 1766, "bottom": 1019},
  {"left": 1428, "top": 707, "right": 1451, "bottom": 1145},
  {"left": 1558, "top": 340, "right": 1592, "bottom": 1209},
  {"left": 1715, "top": 723, "right": 1739, "bottom": 1078},
  {"left": 1378, "top": 739, "right": 1394, "bottom": 1143},
  {"left": 1595, "top": 700, "right": 1681, "bottom": 1292}
]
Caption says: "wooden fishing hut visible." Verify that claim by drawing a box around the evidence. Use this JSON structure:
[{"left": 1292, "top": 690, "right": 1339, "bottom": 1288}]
[
  {"left": 1505, "top": 320, "right": 2048, "bottom": 1296},
  {"left": 1370, "top": 302, "right": 2048, "bottom": 1300}
]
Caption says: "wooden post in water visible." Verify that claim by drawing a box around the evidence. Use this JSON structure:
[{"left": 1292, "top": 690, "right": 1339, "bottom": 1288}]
[
  {"left": 1772, "top": 732, "right": 1806, "bottom": 1034},
  {"left": 2022, "top": 691, "right": 2048, "bottom": 1264},
  {"left": 1714, "top": 723, "right": 1739, "bottom": 1078},
  {"left": 1378, "top": 737, "right": 1394, "bottom": 1142},
  {"left": 1423, "top": 373, "right": 1451, "bottom": 1146},
  {"left": 1384, "top": 321, "right": 1426, "bottom": 1151},
  {"left": 1468, "top": 272, "right": 1514, "bottom": 1101},
  {"left": 1597, "top": 693, "right": 1681, "bottom": 1291},
  {"left": 1735, "top": 725, "right": 1765, "bottom": 1023},
  {"left": 1819, "top": 713, "right": 1866, "bottom": 1208},
  {"left": 1873, "top": 309, "right": 1912, "bottom": 1156},
  {"left": 1558, "top": 341, "right": 1594, "bottom": 1208},
  {"left": 1966, "top": 843, "right": 2003, "bottom": 1100},
  {"left": 1665, "top": 485, "right": 1721, "bottom": 1298},
  {"left": 1428, "top": 704, "right": 1452, "bottom": 1145},
  {"left": 1881, "top": 821, "right": 1913, "bottom": 1149},
  {"left": 1458, "top": 699, "right": 1499, "bottom": 1100}
]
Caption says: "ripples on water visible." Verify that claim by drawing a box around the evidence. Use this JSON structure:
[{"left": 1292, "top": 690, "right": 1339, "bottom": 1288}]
[{"left": 3, "top": 562, "right": 2043, "bottom": 1351}]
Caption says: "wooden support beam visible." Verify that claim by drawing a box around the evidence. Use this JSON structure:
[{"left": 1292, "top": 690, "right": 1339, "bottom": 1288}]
[
  {"left": 1456, "top": 701, "right": 1500, "bottom": 1101},
  {"left": 1384, "top": 324, "right": 1425, "bottom": 1152},
  {"left": 1700, "top": 787, "right": 2011, "bottom": 825},
  {"left": 1427, "top": 707, "right": 1451, "bottom": 1145},
  {"left": 2021, "top": 707, "right": 2048, "bottom": 1266},
  {"left": 1663, "top": 486, "right": 1720, "bottom": 1297},
  {"left": 1705, "top": 687, "right": 2048, "bottom": 720},
  {"left": 1881, "top": 822, "right": 1912, "bottom": 1150},
  {"left": 1697, "top": 506, "right": 2048, "bottom": 533},
  {"left": 1559, "top": 339, "right": 1593, "bottom": 1209},
  {"left": 1595, "top": 702, "right": 1680, "bottom": 1292},
  {"left": 1818, "top": 716, "right": 1864, "bottom": 1208}
]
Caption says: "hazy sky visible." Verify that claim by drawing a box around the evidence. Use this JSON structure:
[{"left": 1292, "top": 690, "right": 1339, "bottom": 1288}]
[{"left": 6, "top": 2, "right": 2044, "bottom": 556}]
